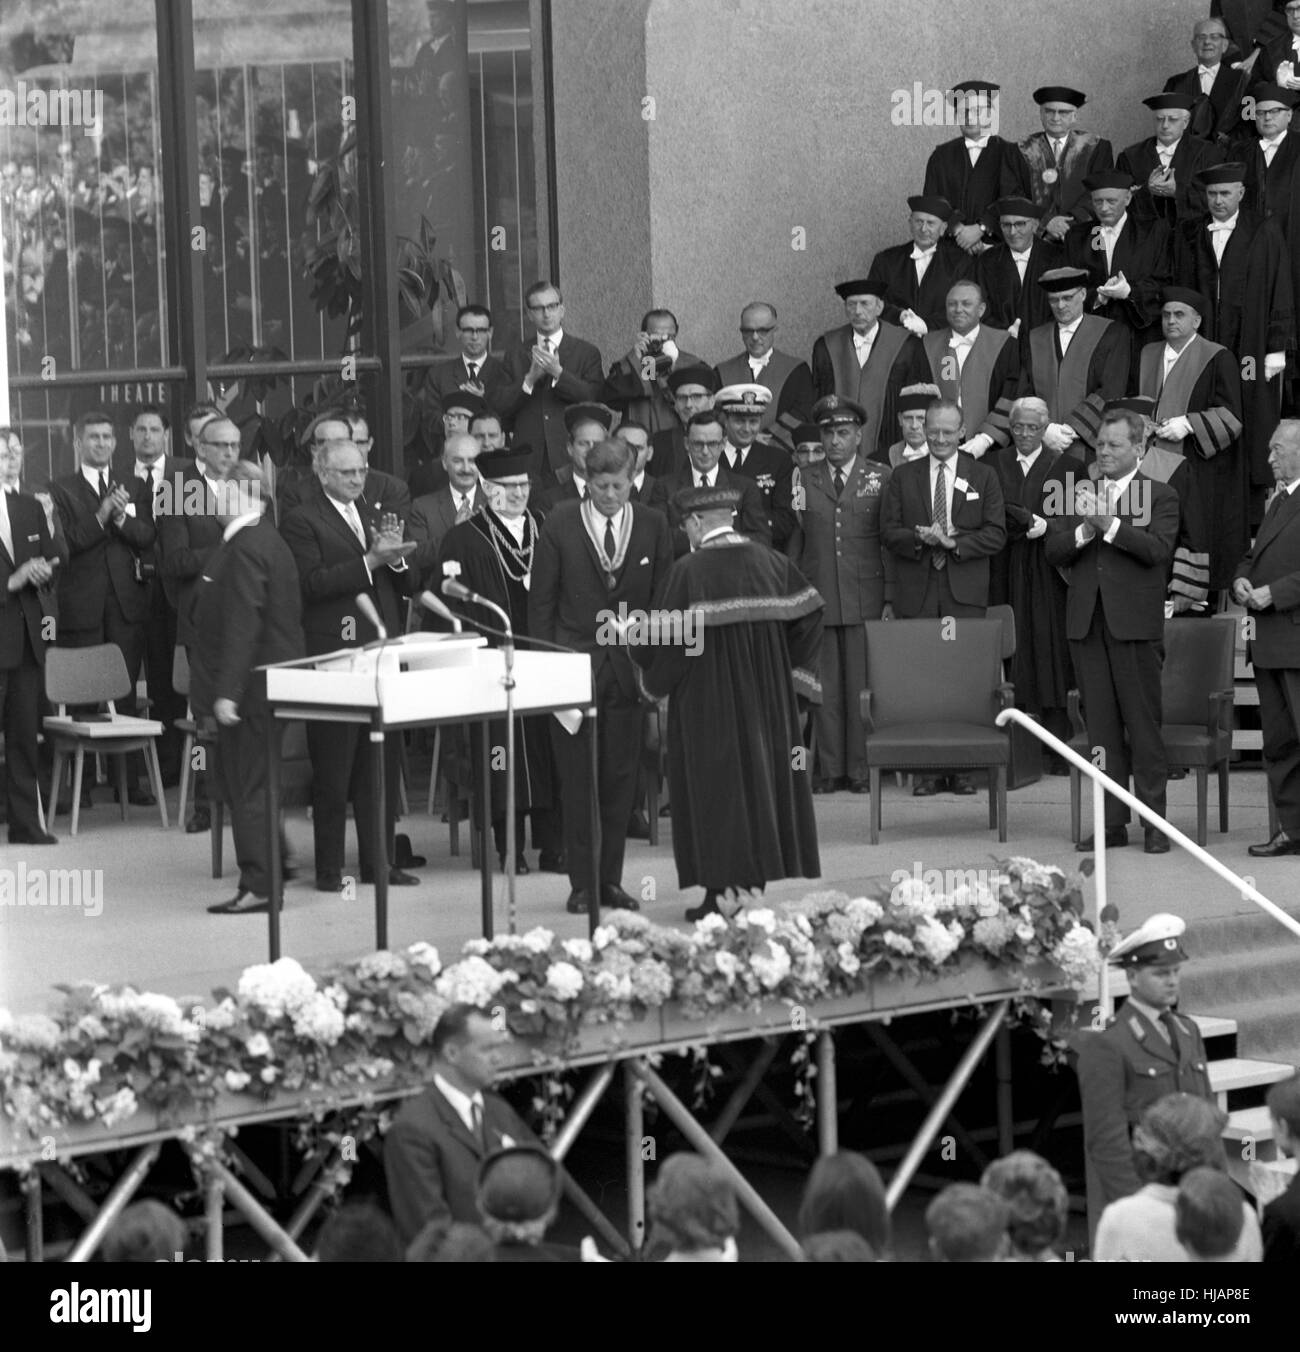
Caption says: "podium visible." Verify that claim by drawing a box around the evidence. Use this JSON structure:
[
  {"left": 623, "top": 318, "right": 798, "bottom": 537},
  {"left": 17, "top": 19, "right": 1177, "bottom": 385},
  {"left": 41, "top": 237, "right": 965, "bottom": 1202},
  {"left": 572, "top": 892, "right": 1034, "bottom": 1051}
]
[{"left": 262, "top": 633, "right": 596, "bottom": 958}]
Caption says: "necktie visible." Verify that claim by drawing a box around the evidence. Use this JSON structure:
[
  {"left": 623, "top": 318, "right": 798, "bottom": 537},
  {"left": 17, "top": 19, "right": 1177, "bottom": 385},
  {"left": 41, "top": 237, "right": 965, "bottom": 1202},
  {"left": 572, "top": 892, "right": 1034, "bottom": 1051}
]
[
  {"left": 1158, "top": 1010, "right": 1180, "bottom": 1050},
  {"left": 1012, "top": 252, "right": 1029, "bottom": 283},
  {"left": 454, "top": 493, "right": 472, "bottom": 524},
  {"left": 833, "top": 468, "right": 845, "bottom": 497},
  {"left": 603, "top": 518, "right": 616, "bottom": 563},
  {"left": 698, "top": 472, "right": 712, "bottom": 489},
  {"left": 346, "top": 502, "right": 366, "bottom": 546},
  {"left": 0, "top": 491, "right": 12, "bottom": 560},
  {"left": 932, "top": 463, "right": 948, "bottom": 570},
  {"left": 467, "top": 361, "right": 479, "bottom": 380},
  {"left": 1019, "top": 458, "right": 1032, "bottom": 477},
  {"left": 470, "top": 1099, "right": 486, "bottom": 1149},
  {"left": 97, "top": 470, "right": 108, "bottom": 498},
  {"left": 1053, "top": 137, "right": 1066, "bottom": 168}
]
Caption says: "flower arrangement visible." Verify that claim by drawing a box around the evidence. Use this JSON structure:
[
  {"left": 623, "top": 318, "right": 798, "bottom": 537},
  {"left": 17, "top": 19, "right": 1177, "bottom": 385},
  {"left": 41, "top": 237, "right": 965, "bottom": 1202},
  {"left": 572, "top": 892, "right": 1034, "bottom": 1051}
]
[{"left": 0, "top": 858, "right": 1099, "bottom": 1140}]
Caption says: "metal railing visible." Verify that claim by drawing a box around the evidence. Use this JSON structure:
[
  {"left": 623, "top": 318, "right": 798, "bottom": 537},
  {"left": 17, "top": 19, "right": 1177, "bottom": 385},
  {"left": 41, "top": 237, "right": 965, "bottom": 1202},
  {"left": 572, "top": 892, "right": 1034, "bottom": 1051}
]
[{"left": 996, "top": 708, "right": 1300, "bottom": 1020}]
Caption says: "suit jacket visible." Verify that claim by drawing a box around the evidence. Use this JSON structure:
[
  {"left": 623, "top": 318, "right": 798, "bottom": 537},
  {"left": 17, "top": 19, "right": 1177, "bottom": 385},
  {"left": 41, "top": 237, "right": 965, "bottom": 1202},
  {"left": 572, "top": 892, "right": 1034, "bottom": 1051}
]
[
  {"left": 49, "top": 469, "right": 157, "bottom": 633},
  {"left": 280, "top": 490, "right": 415, "bottom": 655},
  {"left": 383, "top": 1082, "right": 538, "bottom": 1243},
  {"left": 1263, "top": 1169, "right": 1300, "bottom": 1266},
  {"left": 1234, "top": 484, "right": 1300, "bottom": 668},
  {"left": 528, "top": 499, "right": 672, "bottom": 700},
  {"left": 973, "top": 237, "right": 1064, "bottom": 332},
  {"left": 1117, "top": 134, "right": 1224, "bottom": 225},
  {"left": 422, "top": 352, "right": 513, "bottom": 421},
  {"left": 190, "top": 515, "right": 305, "bottom": 715},
  {"left": 1018, "top": 129, "right": 1114, "bottom": 224},
  {"left": 880, "top": 453, "right": 1007, "bottom": 613},
  {"left": 650, "top": 424, "right": 687, "bottom": 479},
  {"left": 631, "top": 471, "right": 669, "bottom": 513},
  {"left": 117, "top": 453, "right": 188, "bottom": 569},
  {"left": 722, "top": 439, "right": 796, "bottom": 548},
  {"left": 0, "top": 491, "right": 58, "bottom": 669},
  {"left": 408, "top": 483, "right": 486, "bottom": 584},
  {"left": 661, "top": 462, "right": 770, "bottom": 558},
  {"left": 499, "top": 332, "right": 605, "bottom": 479},
  {"left": 1164, "top": 63, "right": 1252, "bottom": 143},
  {"left": 1063, "top": 214, "right": 1173, "bottom": 343},
  {"left": 277, "top": 466, "right": 411, "bottom": 527},
  {"left": 922, "top": 135, "right": 1032, "bottom": 232},
  {"left": 157, "top": 464, "right": 226, "bottom": 647},
  {"left": 1043, "top": 471, "right": 1181, "bottom": 641},
  {"left": 787, "top": 457, "right": 895, "bottom": 625},
  {"left": 866, "top": 236, "right": 976, "bottom": 331},
  {"left": 603, "top": 347, "right": 706, "bottom": 435}
]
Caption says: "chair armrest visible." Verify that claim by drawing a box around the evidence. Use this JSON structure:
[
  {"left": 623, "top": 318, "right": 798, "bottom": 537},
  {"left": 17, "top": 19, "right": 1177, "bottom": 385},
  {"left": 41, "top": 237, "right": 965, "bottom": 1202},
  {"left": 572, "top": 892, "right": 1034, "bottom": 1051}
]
[
  {"left": 1067, "top": 688, "right": 1085, "bottom": 736},
  {"left": 859, "top": 689, "right": 874, "bottom": 734},
  {"left": 995, "top": 682, "right": 1015, "bottom": 713},
  {"left": 1207, "top": 688, "right": 1235, "bottom": 736}
]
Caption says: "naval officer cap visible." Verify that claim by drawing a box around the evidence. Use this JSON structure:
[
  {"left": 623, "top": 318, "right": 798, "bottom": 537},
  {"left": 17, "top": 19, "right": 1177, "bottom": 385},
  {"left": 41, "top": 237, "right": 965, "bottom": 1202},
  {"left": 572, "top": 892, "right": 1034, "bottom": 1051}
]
[
  {"left": 1108, "top": 912, "right": 1189, "bottom": 968},
  {"left": 563, "top": 401, "right": 618, "bottom": 435},
  {"left": 715, "top": 383, "right": 772, "bottom": 414},
  {"left": 812, "top": 394, "right": 866, "bottom": 427},
  {"left": 1034, "top": 86, "right": 1087, "bottom": 107}
]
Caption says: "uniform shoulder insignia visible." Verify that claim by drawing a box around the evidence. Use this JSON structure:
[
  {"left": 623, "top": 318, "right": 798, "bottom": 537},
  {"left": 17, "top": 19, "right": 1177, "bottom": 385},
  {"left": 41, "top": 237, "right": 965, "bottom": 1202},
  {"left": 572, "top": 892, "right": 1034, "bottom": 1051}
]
[{"left": 1126, "top": 1015, "right": 1146, "bottom": 1041}]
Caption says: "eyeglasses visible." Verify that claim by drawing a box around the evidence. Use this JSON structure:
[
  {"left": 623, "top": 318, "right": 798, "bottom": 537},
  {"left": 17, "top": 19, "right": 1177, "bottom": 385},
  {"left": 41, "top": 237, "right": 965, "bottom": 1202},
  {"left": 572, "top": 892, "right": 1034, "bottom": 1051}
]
[
  {"left": 739, "top": 326, "right": 775, "bottom": 336},
  {"left": 325, "top": 467, "right": 366, "bottom": 479},
  {"left": 528, "top": 300, "right": 562, "bottom": 312},
  {"left": 459, "top": 326, "right": 491, "bottom": 335},
  {"left": 1010, "top": 422, "right": 1045, "bottom": 433},
  {"left": 688, "top": 439, "right": 725, "bottom": 451}
]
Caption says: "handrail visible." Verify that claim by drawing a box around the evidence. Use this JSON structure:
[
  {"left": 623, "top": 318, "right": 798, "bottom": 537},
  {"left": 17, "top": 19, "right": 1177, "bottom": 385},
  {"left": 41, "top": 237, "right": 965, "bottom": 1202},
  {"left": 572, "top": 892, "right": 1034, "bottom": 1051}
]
[{"left": 997, "top": 709, "right": 1300, "bottom": 1019}]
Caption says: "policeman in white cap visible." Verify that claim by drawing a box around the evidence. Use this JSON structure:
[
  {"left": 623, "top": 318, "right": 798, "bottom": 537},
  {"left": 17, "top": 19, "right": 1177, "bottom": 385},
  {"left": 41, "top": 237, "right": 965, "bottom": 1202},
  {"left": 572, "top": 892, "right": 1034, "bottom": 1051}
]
[{"left": 1075, "top": 912, "right": 1213, "bottom": 1243}]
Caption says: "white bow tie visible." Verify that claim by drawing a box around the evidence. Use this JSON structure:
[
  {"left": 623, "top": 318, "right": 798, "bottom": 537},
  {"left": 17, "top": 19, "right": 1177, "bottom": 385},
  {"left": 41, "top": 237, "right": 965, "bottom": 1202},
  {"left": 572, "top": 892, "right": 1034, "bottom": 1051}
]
[
  {"left": 1011, "top": 250, "right": 1032, "bottom": 262},
  {"left": 1207, "top": 221, "right": 1234, "bottom": 233},
  {"left": 1197, "top": 65, "right": 1217, "bottom": 77},
  {"left": 910, "top": 246, "right": 936, "bottom": 261},
  {"left": 949, "top": 334, "right": 974, "bottom": 348},
  {"left": 1261, "top": 137, "right": 1284, "bottom": 151}
]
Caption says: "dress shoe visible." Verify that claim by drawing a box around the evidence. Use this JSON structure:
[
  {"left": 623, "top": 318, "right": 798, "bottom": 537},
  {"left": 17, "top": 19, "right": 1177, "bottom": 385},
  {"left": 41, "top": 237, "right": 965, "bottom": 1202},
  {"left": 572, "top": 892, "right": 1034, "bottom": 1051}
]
[
  {"left": 1248, "top": 830, "right": 1300, "bottom": 858},
  {"left": 360, "top": 867, "right": 420, "bottom": 886},
  {"left": 500, "top": 854, "right": 530, "bottom": 875},
  {"left": 538, "top": 851, "right": 567, "bottom": 873},
  {"left": 565, "top": 888, "right": 592, "bottom": 915},
  {"left": 912, "top": 777, "right": 941, "bottom": 797},
  {"left": 627, "top": 810, "right": 651, "bottom": 841},
  {"left": 1167, "top": 768, "right": 1187, "bottom": 781},
  {"left": 393, "top": 834, "right": 426, "bottom": 868},
  {"left": 207, "top": 890, "right": 270, "bottom": 915},
  {"left": 601, "top": 883, "right": 640, "bottom": 912},
  {"left": 315, "top": 873, "right": 343, "bottom": 892},
  {"left": 949, "top": 775, "right": 976, "bottom": 796},
  {"left": 685, "top": 891, "right": 723, "bottom": 922},
  {"left": 186, "top": 809, "right": 211, "bottom": 834},
  {"left": 1143, "top": 827, "right": 1170, "bottom": 854},
  {"left": 848, "top": 779, "right": 870, "bottom": 794},
  {"left": 8, "top": 828, "right": 58, "bottom": 845},
  {"left": 1076, "top": 827, "right": 1128, "bottom": 851}
]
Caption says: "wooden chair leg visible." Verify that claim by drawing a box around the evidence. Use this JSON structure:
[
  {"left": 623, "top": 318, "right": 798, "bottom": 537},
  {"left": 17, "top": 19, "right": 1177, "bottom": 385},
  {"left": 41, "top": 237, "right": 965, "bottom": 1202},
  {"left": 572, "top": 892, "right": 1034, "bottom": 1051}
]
[
  {"left": 987, "top": 768, "right": 996, "bottom": 829},
  {"left": 1069, "top": 768, "right": 1081, "bottom": 844},
  {"left": 70, "top": 750, "right": 86, "bottom": 836},
  {"left": 1195, "top": 765, "right": 1208, "bottom": 846},
  {"left": 427, "top": 727, "right": 442, "bottom": 817},
  {"left": 115, "top": 754, "right": 129, "bottom": 821},
  {"left": 869, "top": 767, "right": 881, "bottom": 844},
  {"left": 1218, "top": 760, "right": 1229, "bottom": 833},
  {"left": 177, "top": 732, "right": 193, "bottom": 826},
  {"left": 146, "top": 742, "right": 168, "bottom": 828},
  {"left": 997, "top": 766, "right": 1008, "bottom": 843}
]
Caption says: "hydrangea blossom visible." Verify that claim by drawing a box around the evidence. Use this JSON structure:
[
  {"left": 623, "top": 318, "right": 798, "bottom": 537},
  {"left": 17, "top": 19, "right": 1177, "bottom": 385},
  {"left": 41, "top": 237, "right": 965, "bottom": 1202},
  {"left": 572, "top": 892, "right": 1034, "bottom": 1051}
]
[
  {"left": 744, "top": 908, "right": 777, "bottom": 934},
  {"left": 224, "top": 1070, "right": 251, "bottom": 1091},
  {"left": 405, "top": 942, "right": 441, "bottom": 976},
  {"left": 354, "top": 951, "right": 409, "bottom": 982},
  {"left": 883, "top": 931, "right": 915, "bottom": 956},
  {"left": 245, "top": 1032, "right": 272, "bottom": 1058},
  {"left": 562, "top": 938, "right": 594, "bottom": 964},
  {"left": 545, "top": 962, "right": 584, "bottom": 1001},
  {"left": 237, "top": 958, "right": 318, "bottom": 1021},
  {"left": 973, "top": 913, "right": 1016, "bottom": 954},
  {"left": 435, "top": 956, "right": 510, "bottom": 1008},
  {"left": 750, "top": 942, "right": 791, "bottom": 990},
  {"left": 291, "top": 992, "right": 346, "bottom": 1045},
  {"left": 591, "top": 925, "right": 618, "bottom": 951},
  {"left": 521, "top": 927, "right": 556, "bottom": 955},
  {"left": 98, "top": 1086, "right": 138, "bottom": 1129},
  {"left": 914, "top": 916, "right": 961, "bottom": 966},
  {"left": 1052, "top": 924, "right": 1101, "bottom": 986},
  {"left": 4, "top": 1013, "right": 62, "bottom": 1050},
  {"left": 889, "top": 878, "right": 936, "bottom": 920}
]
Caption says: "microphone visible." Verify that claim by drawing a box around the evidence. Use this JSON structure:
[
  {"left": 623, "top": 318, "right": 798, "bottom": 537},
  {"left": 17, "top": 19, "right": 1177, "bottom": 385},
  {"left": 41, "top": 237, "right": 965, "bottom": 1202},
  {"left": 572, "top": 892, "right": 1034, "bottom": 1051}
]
[
  {"left": 440, "top": 576, "right": 479, "bottom": 606},
  {"left": 417, "top": 589, "right": 462, "bottom": 633},
  {"left": 354, "top": 592, "right": 388, "bottom": 642}
]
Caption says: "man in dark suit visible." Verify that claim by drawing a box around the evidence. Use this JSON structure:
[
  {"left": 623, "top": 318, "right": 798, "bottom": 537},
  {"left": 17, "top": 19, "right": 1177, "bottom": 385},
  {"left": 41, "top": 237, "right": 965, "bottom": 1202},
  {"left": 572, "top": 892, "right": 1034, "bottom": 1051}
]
[
  {"left": 421, "top": 303, "right": 512, "bottom": 431},
  {"left": 280, "top": 438, "right": 417, "bottom": 892},
  {"left": 407, "top": 389, "right": 487, "bottom": 500},
  {"left": 714, "top": 302, "right": 814, "bottom": 447},
  {"left": 715, "top": 384, "right": 797, "bottom": 548},
  {"left": 881, "top": 397, "right": 1008, "bottom": 794},
  {"left": 787, "top": 396, "right": 894, "bottom": 795},
  {"left": 1229, "top": 85, "right": 1300, "bottom": 230},
  {"left": 49, "top": 410, "right": 158, "bottom": 804},
  {"left": 1118, "top": 93, "right": 1224, "bottom": 226},
  {"left": 279, "top": 411, "right": 413, "bottom": 526},
  {"left": 923, "top": 80, "right": 1032, "bottom": 250},
  {"left": 1075, "top": 913, "right": 1213, "bottom": 1241},
  {"left": 1262, "top": 1072, "right": 1300, "bottom": 1264},
  {"left": 1235, "top": 419, "right": 1300, "bottom": 855},
  {"left": 866, "top": 195, "right": 976, "bottom": 335},
  {"left": 528, "top": 437, "right": 672, "bottom": 915},
  {"left": 602, "top": 307, "right": 706, "bottom": 436},
  {"left": 190, "top": 463, "right": 305, "bottom": 913},
  {"left": 661, "top": 410, "right": 770, "bottom": 558},
  {"left": 1250, "top": 1, "right": 1300, "bottom": 92},
  {"left": 649, "top": 364, "right": 716, "bottom": 479},
  {"left": 1165, "top": 18, "right": 1252, "bottom": 143},
  {"left": 384, "top": 1004, "right": 540, "bottom": 1244},
  {"left": 533, "top": 402, "right": 618, "bottom": 514},
  {"left": 498, "top": 280, "right": 604, "bottom": 483},
  {"left": 1, "top": 459, "right": 60, "bottom": 845},
  {"left": 1019, "top": 86, "right": 1114, "bottom": 241},
  {"left": 974, "top": 198, "right": 1063, "bottom": 335},
  {"left": 1044, "top": 407, "right": 1181, "bottom": 853},
  {"left": 616, "top": 419, "right": 670, "bottom": 514},
  {"left": 408, "top": 431, "right": 485, "bottom": 600}
]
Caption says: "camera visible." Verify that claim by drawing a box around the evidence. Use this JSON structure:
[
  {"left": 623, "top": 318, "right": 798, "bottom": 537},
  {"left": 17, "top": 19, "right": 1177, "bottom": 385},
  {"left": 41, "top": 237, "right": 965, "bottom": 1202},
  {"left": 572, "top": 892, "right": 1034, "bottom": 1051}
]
[{"left": 645, "top": 336, "right": 665, "bottom": 355}]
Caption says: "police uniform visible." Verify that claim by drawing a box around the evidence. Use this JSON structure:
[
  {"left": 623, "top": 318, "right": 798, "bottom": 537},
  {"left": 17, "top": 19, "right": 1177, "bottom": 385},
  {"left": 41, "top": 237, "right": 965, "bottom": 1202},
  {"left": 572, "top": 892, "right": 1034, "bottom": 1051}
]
[{"left": 1075, "top": 914, "right": 1214, "bottom": 1239}]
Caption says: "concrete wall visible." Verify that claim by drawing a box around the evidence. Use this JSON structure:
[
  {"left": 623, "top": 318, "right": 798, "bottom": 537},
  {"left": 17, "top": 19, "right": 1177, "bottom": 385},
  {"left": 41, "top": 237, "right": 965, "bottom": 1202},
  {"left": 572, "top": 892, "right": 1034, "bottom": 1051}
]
[{"left": 551, "top": 0, "right": 1207, "bottom": 368}]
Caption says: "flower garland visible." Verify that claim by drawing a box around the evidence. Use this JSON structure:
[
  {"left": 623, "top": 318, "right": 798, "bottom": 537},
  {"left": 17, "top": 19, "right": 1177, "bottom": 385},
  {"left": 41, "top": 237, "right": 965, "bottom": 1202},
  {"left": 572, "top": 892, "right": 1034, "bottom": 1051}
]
[{"left": 0, "top": 859, "right": 1102, "bottom": 1141}]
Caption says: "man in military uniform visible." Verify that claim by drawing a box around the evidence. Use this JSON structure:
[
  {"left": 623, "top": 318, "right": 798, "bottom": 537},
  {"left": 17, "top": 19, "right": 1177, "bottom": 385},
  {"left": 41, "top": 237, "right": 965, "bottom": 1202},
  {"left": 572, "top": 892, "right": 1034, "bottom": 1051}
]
[
  {"left": 715, "top": 383, "right": 797, "bottom": 549},
  {"left": 786, "top": 395, "right": 894, "bottom": 794},
  {"left": 1075, "top": 912, "right": 1214, "bottom": 1243}
]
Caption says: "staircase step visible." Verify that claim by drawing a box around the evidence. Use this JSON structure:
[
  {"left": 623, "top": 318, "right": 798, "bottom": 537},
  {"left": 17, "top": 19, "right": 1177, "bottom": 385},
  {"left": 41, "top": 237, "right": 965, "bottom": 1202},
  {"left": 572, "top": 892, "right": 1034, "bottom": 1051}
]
[
  {"left": 1184, "top": 908, "right": 1300, "bottom": 958},
  {"left": 1208, "top": 1057, "right": 1294, "bottom": 1099},
  {"left": 1190, "top": 994, "right": 1300, "bottom": 1067},
  {"left": 1179, "top": 946, "right": 1300, "bottom": 1007},
  {"left": 1189, "top": 1014, "right": 1236, "bottom": 1040},
  {"left": 1224, "top": 1105, "right": 1275, "bottom": 1144}
]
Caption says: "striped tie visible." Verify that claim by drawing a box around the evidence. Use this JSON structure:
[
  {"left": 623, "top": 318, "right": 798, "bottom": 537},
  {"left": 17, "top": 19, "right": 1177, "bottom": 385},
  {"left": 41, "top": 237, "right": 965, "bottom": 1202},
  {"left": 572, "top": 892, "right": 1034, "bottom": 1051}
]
[{"left": 932, "top": 464, "right": 948, "bottom": 571}]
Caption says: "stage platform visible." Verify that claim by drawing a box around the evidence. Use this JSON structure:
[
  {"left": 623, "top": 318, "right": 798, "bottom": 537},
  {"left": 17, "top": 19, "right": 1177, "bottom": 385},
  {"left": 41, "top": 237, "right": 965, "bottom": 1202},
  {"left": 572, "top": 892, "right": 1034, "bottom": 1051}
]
[{"left": 0, "top": 766, "right": 1283, "bottom": 1018}]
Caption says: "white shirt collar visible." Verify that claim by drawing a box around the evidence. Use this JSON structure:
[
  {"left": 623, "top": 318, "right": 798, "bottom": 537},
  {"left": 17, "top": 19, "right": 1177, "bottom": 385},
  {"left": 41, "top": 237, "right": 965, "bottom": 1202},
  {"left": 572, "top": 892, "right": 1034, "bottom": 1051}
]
[
  {"left": 452, "top": 485, "right": 475, "bottom": 507},
  {"left": 81, "top": 464, "right": 109, "bottom": 492},
  {"left": 950, "top": 324, "right": 981, "bottom": 346},
  {"left": 832, "top": 455, "right": 857, "bottom": 480},
  {"left": 537, "top": 327, "right": 564, "bottom": 348},
  {"left": 1260, "top": 133, "right": 1285, "bottom": 149},
  {"left": 700, "top": 524, "right": 734, "bottom": 544},
  {"left": 1101, "top": 212, "right": 1127, "bottom": 235},
  {"left": 1197, "top": 62, "right": 1219, "bottom": 77},
  {"left": 1163, "top": 340, "right": 1192, "bottom": 366},
  {"left": 1010, "top": 246, "right": 1033, "bottom": 261},
  {"left": 433, "top": 1072, "right": 483, "bottom": 1134},
  {"left": 929, "top": 453, "right": 958, "bottom": 475},
  {"left": 633, "top": 470, "right": 645, "bottom": 491},
  {"left": 1058, "top": 316, "right": 1083, "bottom": 335},
  {"left": 1282, "top": 478, "right": 1300, "bottom": 496},
  {"left": 748, "top": 350, "right": 772, "bottom": 371},
  {"left": 573, "top": 471, "right": 587, "bottom": 497},
  {"left": 911, "top": 242, "right": 937, "bottom": 258},
  {"left": 328, "top": 493, "right": 362, "bottom": 524},
  {"left": 1016, "top": 444, "right": 1043, "bottom": 468},
  {"left": 852, "top": 324, "right": 878, "bottom": 345},
  {"left": 1208, "top": 211, "right": 1239, "bottom": 231},
  {"left": 500, "top": 513, "right": 526, "bottom": 542},
  {"left": 222, "top": 509, "right": 262, "bottom": 541},
  {"left": 1100, "top": 465, "right": 1139, "bottom": 498},
  {"left": 135, "top": 457, "right": 163, "bottom": 479},
  {"left": 902, "top": 442, "right": 929, "bottom": 461},
  {"left": 601, "top": 502, "right": 629, "bottom": 534},
  {"left": 964, "top": 133, "right": 991, "bottom": 149},
  {"left": 1156, "top": 138, "right": 1181, "bottom": 157}
]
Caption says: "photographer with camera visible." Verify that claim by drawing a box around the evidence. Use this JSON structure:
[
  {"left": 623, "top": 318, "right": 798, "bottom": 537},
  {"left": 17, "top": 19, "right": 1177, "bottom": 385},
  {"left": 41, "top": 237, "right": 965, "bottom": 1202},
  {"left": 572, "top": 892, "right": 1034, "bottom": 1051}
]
[{"left": 604, "top": 308, "right": 706, "bottom": 437}]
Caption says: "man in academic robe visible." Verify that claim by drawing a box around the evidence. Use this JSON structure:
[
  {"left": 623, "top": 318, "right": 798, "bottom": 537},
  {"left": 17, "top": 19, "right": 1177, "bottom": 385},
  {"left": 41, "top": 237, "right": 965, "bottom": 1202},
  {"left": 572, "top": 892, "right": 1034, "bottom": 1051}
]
[
  {"left": 190, "top": 464, "right": 305, "bottom": 914},
  {"left": 866, "top": 195, "right": 976, "bottom": 334},
  {"left": 1165, "top": 17, "right": 1252, "bottom": 143},
  {"left": 1249, "top": 0, "right": 1300, "bottom": 91},
  {"left": 1020, "top": 86, "right": 1115, "bottom": 240},
  {"left": 885, "top": 384, "right": 942, "bottom": 468},
  {"left": 974, "top": 197, "right": 1064, "bottom": 335},
  {"left": 922, "top": 80, "right": 1032, "bottom": 252},
  {"left": 810, "top": 277, "right": 927, "bottom": 459},
  {"left": 1044, "top": 407, "right": 1181, "bottom": 853},
  {"left": 1228, "top": 85, "right": 1300, "bottom": 229},
  {"left": 1175, "top": 161, "right": 1292, "bottom": 522},
  {"left": 438, "top": 448, "right": 560, "bottom": 874},
  {"left": 1019, "top": 266, "right": 1133, "bottom": 464},
  {"left": 528, "top": 437, "right": 673, "bottom": 917},
  {"left": 881, "top": 397, "right": 1007, "bottom": 794},
  {"left": 498, "top": 280, "right": 604, "bottom": 483},
  {"left": 280, "top": 439, "right": 418, "bottom": 893},
  {"left": 1063, "top": 171, "right": 1174, "bottom": 363},
  {"left": 407, "top": 431, "right": 486, "bottom": 603},
  {"left": 649, "top": 364, "right": 716, "bottom": 480},
  {"left": 988, "top": 397, "right": 1079, "bottom": 769},
  {"left": 919, "top": 281, "right": 1019, "bottom": 460},
  {"left": 713, "top": 301, "right": 814, "bottom": 447},
  {"left": 0, "top": 453, "right": 60, "bottom": 845},
  {"left": 1118, "top": 93, "right": 1224, "bottom": 226},
  {"left": 661, "top": 410, "right": 770, "bottom": 558},
  {"left": 631, "top": 483, "right": 823, "bottom": 923},
  {"left": 532, "top": 402, "right": 618, "bottom": 514},
  {"left": 785, "top": 395, "right": 894, "bottom": 796},
  {"left": 602, "top": 307, "right": 706, "bottom": 436},
  {"left": 1137, "top": 287, "right": 1246, "bottom": 596},
  {"left": 714, "top": 383, "right": 797, "bottom": 549}
]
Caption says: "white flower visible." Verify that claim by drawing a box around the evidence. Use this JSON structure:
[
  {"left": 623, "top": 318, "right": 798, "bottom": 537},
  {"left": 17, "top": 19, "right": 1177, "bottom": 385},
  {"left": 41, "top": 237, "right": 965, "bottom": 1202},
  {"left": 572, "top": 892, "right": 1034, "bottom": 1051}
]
[
  {"left": 592, "top": 970, "right": 634, "bottom": 1002},
  {"left": 745, "top": 908, "right": 777, "bottom": 934},
  {"left": 394, "top": 990, "right": 447, "bottom": 1043},
  {"left": 545, "top": 961, "right": 584, "bottom": 1001},
  {"left": 224, "top": 1070, "right": 251, "bottom": 1091},
  {"left": 836, "top": 942, "right": 861, "bottom": 977},
  {"left": 883, "top": 931, "right": 915, "bottom": 956},
  {"left": 260, "top": 1066, "right": 278, "bottom": 1084},
  {"left": 914, "top": 917, "right": 961, "bottom": 966},
  {"left": 322, "top": 984, "right": 349, "bottom": 1011},
  {"left": 405, "top": 942, "right": 441, "bottom": 976},
  {"left": 1015, "top": 922, "right": 1035, "bottom": 943},
  {"left": 98, "top": 1086, "right": 137, "bottom": 1129},
  {"left": 237, "top": 958, "right": 318, "bottom": 1021},
  {"left": 1052, "top": 925, "right": 1101, "bottom": 986},
  {"left": 5, "top": 1013, "right": 62, "bottom": 1050},
  {"left": 74, "top": 1014, "right": 109, "bottom": 1040},
  {"left": 562, "top": 937, "right": 594, "bottom": 964},
  {"left": 245, "top": 1032, "right": 272, "bottom": 1058},
  {"left": 591, "top": 925, "right": 618, "bottom": 951},
  {"left": 890, "top": 878, "right": 936, "bottom": 920},
  {"left": 291, "top": 992, "right": 345, "bottom": 1045},
  {"left": 463, "top": 938, "right": 492, "bottom": 957},
  {"left": 750, "top": 943, "right": 791, "bottom": 990},
  {"left": 847, "top": 896, "right": 884, "bottom": 927},
  {"left": 355, "top": 950, "right": 409, "bottom": 982},
  {"left": 203, "top": 999, "right": 237, "bottom": 1032},
  {"left": 714, "top": 951, "right": 740, "bottom": 983},
  {"left": 521, "top": 927, "right": 556, "bottom": 955},
  {"left": 693, "top": 912, "right": 728, "bottom": 937},
  {"left": 436, "top": 956, "right": 510, "bottom": 1008},
  {"left": 973, "top": 885, "right": 1001, "bottom": 919}
]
